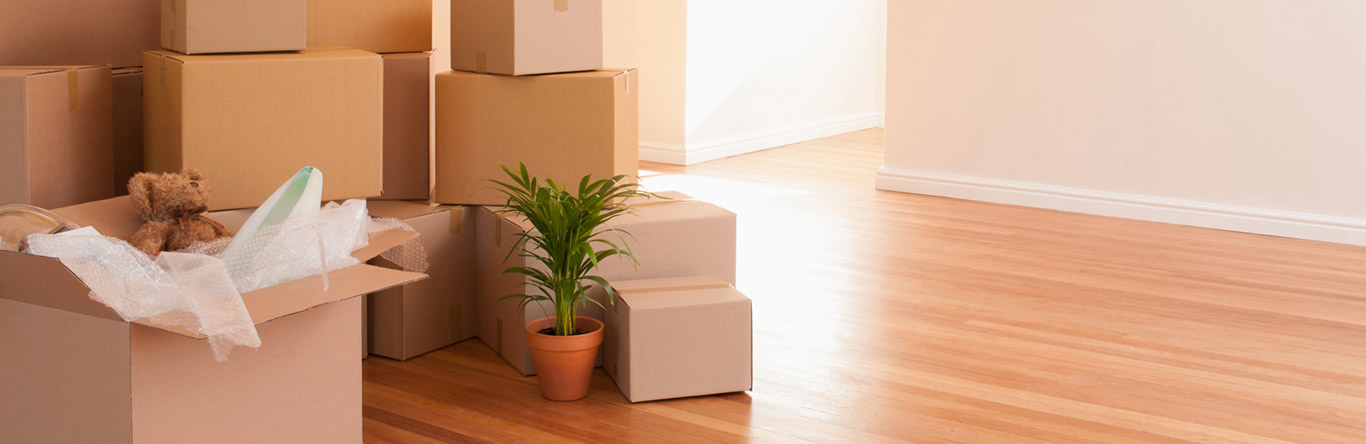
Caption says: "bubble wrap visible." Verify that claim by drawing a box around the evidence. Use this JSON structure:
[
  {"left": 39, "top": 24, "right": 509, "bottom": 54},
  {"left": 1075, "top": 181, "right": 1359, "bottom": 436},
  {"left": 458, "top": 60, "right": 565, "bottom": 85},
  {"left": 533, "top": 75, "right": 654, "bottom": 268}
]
[
  {"left": 25, "top": 233, "right": 261, "bottom": 361},
  {"left": 23, "top": 199, "right": 427, "bottom": 362},
  {"left": 187, "top": 199, "right": 372, "bottom": 293}
]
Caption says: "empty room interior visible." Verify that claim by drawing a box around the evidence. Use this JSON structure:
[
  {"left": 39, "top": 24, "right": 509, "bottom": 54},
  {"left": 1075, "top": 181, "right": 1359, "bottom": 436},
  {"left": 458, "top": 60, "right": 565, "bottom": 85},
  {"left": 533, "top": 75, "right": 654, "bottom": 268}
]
[{"left": 1, "top": 1, "right": 1364, "bottom": 443}]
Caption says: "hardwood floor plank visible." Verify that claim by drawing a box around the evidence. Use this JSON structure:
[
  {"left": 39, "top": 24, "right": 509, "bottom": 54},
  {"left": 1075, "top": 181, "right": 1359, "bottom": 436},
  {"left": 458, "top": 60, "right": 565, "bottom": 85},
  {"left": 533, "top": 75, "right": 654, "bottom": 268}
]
[{"left": 364, "top": 128, "right": 1366, "bottom": 443}]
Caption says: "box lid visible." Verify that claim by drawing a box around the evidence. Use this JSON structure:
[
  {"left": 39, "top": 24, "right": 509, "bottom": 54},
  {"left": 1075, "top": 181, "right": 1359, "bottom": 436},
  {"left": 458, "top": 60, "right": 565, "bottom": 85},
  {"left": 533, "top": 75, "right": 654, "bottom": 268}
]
[
  {"left": 1, "top": 196, "right": 425, "bottom": 339},
  {"left": 614, "top": 275, "right": 743, "bottom": 310}
]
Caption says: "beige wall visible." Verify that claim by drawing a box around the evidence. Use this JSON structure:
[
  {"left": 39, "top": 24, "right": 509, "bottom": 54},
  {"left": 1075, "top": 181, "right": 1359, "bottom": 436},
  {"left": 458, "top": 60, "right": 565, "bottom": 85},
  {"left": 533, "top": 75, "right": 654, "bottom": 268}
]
[
  {"left": 880, "top": 0, "right": 1366, "bottom": 245},
  {"left": 603, "top": 0, "right": 688, "bottom": 153}
]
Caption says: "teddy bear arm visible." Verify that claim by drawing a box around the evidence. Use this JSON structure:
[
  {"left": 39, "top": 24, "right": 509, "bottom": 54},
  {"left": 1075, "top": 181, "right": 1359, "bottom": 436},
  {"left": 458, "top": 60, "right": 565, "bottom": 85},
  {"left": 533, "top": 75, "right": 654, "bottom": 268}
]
[{"left": 131, "top": 222, "right": 175, "bottom": 256}]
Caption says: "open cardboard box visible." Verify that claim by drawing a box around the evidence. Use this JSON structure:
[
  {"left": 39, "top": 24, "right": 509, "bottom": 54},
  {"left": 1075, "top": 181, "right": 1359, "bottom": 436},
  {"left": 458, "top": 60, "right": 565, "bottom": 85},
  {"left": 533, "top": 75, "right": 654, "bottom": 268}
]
[{"left": 0, "top": 196, "right": 425, "bottom": 444}]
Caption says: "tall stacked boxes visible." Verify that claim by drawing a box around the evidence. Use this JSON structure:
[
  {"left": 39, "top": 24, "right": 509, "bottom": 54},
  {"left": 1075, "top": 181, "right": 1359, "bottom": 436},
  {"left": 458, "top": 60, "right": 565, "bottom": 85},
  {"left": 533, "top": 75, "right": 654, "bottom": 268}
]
[
  {"left": 0, "top": 66, "right": 114, "bottom": 208},
  {"left": 367, "top": 201, "right": 478, "bottom": 360},
  {"left": 603, "top": 276, "right": 753, "bottom": 402},
  {"left": 112, "top": 68, "right": 144, "bottom": 195},
  {"left": 433, "top": 69, "right": 638, "bottom": 206},
  {"left": 0, "top": 197, "right": 424, "bottom": 443},
  {"left": 142, "top": 47, "right": 383, "bottom": 210},
  {"left": 474, "top": 192, "right": 737, "bottom": 375}
]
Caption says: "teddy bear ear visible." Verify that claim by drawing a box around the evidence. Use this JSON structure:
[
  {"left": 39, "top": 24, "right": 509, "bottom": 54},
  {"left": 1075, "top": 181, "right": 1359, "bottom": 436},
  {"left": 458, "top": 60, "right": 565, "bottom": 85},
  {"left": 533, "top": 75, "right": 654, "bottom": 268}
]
[
  {"left": 182, "top": 168, "right": 204, "bottom": 181},
  {"left": 127, "top": 173, "right": 156, "bottom": 215}
]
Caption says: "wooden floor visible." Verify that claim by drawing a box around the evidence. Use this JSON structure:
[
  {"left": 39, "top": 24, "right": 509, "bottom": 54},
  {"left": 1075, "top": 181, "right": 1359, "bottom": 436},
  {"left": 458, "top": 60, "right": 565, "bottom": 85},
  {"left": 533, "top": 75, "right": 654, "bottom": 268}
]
[{"left": 363, "top": 128, "right": 1366, "bottom": 443}]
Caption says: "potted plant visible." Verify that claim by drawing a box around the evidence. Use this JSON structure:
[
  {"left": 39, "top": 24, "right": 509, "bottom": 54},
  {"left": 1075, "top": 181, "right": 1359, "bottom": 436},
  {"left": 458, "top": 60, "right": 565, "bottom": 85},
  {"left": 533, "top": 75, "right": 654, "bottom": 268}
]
[{"left": 491, "top": 163, "right": 653, "bottom": 401}]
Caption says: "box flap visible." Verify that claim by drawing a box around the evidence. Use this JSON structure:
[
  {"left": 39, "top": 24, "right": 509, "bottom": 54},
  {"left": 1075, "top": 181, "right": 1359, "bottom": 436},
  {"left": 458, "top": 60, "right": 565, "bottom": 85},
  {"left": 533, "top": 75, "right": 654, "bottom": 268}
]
[
  {"left": 0, "top": 251, "right": 121, "bottom": 321},
  {"left": 0, "top": 65, "right": 108, "bottom": 78},
  {"left": 145, "top": 46, "right": 379, "bottom": 64},
  {"left": 354, "top": 229, "right": 420, "bottom": 262},
  {"left": 134, "top": 264, "right": 426, "bottom": 339}
]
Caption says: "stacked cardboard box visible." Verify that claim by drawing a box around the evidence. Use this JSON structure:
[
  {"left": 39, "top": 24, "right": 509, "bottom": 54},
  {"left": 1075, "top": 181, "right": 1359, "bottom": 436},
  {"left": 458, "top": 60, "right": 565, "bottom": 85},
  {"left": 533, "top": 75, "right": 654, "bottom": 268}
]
[{"left": 0, "top": 65, "right": 115, "bottom": 208}]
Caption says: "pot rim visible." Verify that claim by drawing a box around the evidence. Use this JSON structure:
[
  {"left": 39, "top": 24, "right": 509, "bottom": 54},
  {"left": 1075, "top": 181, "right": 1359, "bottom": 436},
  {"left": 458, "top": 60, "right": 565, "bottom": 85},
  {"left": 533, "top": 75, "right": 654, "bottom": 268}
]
[{"left": 525, "top": 316, "right": 604, "bottom": 337}]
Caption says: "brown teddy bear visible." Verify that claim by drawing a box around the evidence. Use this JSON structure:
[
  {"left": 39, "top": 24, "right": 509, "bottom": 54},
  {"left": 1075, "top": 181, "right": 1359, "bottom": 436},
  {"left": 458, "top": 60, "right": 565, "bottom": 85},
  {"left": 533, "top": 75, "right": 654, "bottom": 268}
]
[{"left": 128, "top": 168, "right": 233, "bottom": 257}]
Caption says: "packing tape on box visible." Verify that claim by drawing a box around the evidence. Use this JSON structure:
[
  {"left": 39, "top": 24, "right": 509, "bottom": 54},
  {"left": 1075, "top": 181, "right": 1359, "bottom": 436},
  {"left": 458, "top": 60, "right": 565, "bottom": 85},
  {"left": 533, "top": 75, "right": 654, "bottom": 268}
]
[
  {"left": 554, "top": 0, "right": 569, "bottom": 12},
  {"left": 66, "top": 69, "right": 78, "bottom": 112},
  {"left": 159, "top": 55, "right": 167, "bottom": 86},
  {"left": 494, "top": 214, "right": 504, "bottom": 247},
  {"left": 475, "top": 52, "right": 488, "bottom": 73},
  {"left": 624, "top": 282, "right": 733, "bottom": 295}
]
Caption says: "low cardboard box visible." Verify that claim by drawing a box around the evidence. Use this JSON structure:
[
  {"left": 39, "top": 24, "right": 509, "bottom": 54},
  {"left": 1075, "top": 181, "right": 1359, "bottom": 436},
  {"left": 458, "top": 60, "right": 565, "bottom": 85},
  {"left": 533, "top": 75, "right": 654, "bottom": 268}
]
[
  {"left": 603, "top": 275, "right": 752, "bottom": 402},
  {"left": 474, "top": 192, "right": 737, "bottom": 375},
  {"left": 161, "top": 0, "right": 307, "bottom": 54},
  {"left": 112, "top": 68, "right": 144, "bottom": 196},
  {"left": 143, "top": 47, "right": 383, "bottom": 211},
  {"left": 0, "top": 65, "right": 114, "bottom": 208},
  {"left": 0, "top": 196, "right": 425, "bottom": 444},
  {"left": 309, "top": 0, "right": 433, "bottom": 53},
  {"left": 367, "top": 201, "right": 477, "bottom": 361},
  {"left": 379, "top": 53, "right": 433, "bottom": 200},
  {"left": 0, "top": 0, "right": 159, "bottom": 68},
  {"left": 434, "top": 69, "right": 638, "bottom": 206},
  {"left": 449, "top": 0, "right": 602, "bottom": 75}
]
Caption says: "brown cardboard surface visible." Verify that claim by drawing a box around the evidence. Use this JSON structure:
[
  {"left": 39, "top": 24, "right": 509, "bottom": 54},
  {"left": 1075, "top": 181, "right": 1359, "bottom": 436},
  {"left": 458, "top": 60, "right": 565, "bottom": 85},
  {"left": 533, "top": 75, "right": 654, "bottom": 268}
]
[
  {"left": 143, "top": 47, "right": 384, "bottom": 210},
  {"left": 379, "top": 53, "right": 433, "bottom": 200},
  {"left": 0, "top": 0, "right": 159, "bottom": 68},
  {"left": 0, "top": 298, "right": 133, "bottom": 444},
  {"left": 129, "top": 298, "right": 360, "bottom": 444},
  {"left": 367, "top": 201, "right": 477, "bottom": 360},
  {"left": 0, "top": 196, "right": 424, "bottom": 442},
  {"left": 0, "top": 65, "right": 114, "bottom": 209},
  {"left": 112, "top": 68, "right": 144, "bottom": 195},
  {"left": 450, "top": 0, "right": 602, "bottom": 75},
  {"left": 162, "top": 0, "right": 308, "bottom": 54},
  {"left": 603, "top": 275, "right": 752, "bottom": 402},
  {"left": 308, "top": 0, "right": 433, "bottom": 53},
  {"left": 433, "top": 69, "right": 638, "bottom": 206},
  {"left": 473, "top": 193, "right": 735, "bottom": 375}
]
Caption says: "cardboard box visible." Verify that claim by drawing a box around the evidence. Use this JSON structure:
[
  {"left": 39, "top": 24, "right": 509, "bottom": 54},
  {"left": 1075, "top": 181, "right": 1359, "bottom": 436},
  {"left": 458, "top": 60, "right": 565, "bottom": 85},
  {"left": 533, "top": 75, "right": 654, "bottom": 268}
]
[
  {"left": 379, "top": 53, "right": 433, "bottom": 200},
  {"left": 449, "top": 0, "right": 602, "bottom": 75},
  {"left": 143, "top": 47, "right": 384, "bottom": 211},
  {"left": 603, "top": 275, "right": 752, "bottom": 402},
  {"left": 0, "top": 0, "right": 159, "bottom": 68},
  {"left": 0, "top": 65, "right": 114, "bottom": 208},
  {"left": 112, "top": 68, "right": 144, "bottom": 196},
  {"left": 367, "top": 201, "right": 477, "bottom": 361},
  {"left": 433, "top": 69, "right": 638, "bottom": 206},
  {"left": 308, "top": 0, "right": 433, "bottom": 53},
  {"left": 161, "top": 0, "right": 307, "bottom": 55},
  {"left": 0, "top": 196, "right": 424, "bottom": 443},
  {"left": 474, "top": 192, "right": 736, "bottom": 375}
]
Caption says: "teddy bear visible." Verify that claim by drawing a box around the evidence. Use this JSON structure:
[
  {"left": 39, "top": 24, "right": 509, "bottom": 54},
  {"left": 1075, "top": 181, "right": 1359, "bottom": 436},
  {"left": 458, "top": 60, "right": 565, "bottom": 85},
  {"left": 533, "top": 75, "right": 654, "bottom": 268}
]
[{"left": 128, "top": 168, "right": 233, "bottom": 257}]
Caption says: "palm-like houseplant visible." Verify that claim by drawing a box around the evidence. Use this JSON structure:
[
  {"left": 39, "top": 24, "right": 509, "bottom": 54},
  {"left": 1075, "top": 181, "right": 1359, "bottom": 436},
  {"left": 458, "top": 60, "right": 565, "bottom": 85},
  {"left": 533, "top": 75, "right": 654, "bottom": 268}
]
[{"left": 491, "top": 163, "right": 653, "bottom": 400}]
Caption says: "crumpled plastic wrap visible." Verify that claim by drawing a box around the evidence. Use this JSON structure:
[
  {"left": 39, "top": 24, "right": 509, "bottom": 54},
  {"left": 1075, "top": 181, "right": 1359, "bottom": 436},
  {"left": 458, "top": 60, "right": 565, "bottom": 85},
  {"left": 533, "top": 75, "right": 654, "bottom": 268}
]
[
  {"left": 24, "top": 199, "right": 426, "bottom": 362},
  {"left": 25, "top": 233, "right": 261, "bottom": 361}
]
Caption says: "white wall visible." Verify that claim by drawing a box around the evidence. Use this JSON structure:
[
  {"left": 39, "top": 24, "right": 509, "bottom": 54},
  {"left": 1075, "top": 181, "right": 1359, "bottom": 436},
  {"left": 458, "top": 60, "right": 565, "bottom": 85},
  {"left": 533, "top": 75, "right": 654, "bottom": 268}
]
[
  {"left": 606, "top": 0, "right": 885, "bottom": 165},
  {"left": 680, "top": 0, "right": 884, "bottom": 164},
  {"left": 879, "top": 0, "right": 1366, "bottom": 245}
]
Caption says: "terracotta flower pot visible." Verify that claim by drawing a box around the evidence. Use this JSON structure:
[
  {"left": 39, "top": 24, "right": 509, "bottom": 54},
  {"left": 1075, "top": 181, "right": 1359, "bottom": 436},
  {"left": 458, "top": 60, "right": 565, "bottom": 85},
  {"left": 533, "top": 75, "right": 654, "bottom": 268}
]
[{"left": 525, "top": 316, "right": 604, "bottom": 401}]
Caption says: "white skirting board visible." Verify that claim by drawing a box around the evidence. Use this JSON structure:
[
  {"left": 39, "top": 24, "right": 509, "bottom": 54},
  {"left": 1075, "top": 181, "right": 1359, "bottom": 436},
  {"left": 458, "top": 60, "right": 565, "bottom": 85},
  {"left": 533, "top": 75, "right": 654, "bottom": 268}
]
[
  {"left": 640, "top": 113, "right": 884, "bottom": 166},
  {"left": 875, "top": 167, "right": 1366, "bottom": 246}
]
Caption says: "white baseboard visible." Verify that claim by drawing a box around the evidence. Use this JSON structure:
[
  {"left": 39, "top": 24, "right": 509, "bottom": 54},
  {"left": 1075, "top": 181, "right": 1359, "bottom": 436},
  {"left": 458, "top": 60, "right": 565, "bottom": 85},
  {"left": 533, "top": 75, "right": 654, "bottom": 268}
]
[
  {"left": 638, "top": 113, "right": 884, "bottom": 166},
  {"left": 638, "top": 140, "right": 686, "bottom": 165},
  {"left": 875, "top": 167, "right": 1366, "bottom": 246}
]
